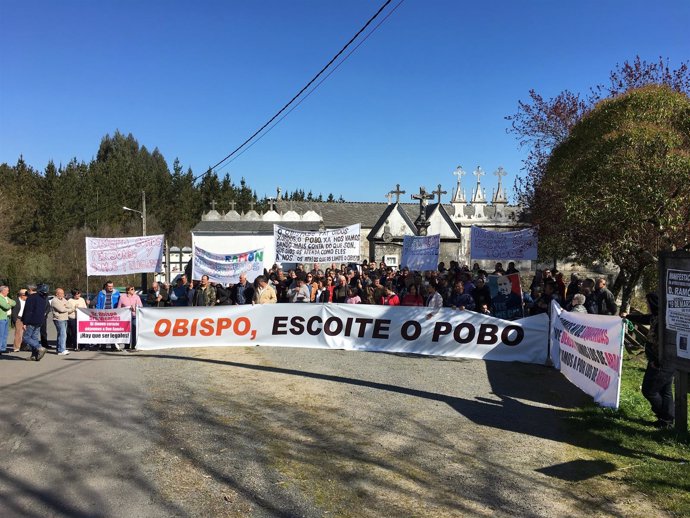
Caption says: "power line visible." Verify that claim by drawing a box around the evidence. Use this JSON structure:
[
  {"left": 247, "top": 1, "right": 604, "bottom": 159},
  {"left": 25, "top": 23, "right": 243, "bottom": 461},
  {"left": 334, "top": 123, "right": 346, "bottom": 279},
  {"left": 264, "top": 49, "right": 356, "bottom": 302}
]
[
  {"left": 195, "top": 0, "right": 397, "bottom": 183},
  {"left": 214, "top": 0, "right": 406, "bottom": 175}
]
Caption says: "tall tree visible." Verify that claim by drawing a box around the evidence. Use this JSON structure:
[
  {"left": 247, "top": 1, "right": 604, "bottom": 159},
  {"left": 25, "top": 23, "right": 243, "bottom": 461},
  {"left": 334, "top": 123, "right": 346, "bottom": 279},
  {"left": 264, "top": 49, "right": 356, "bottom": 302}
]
[{"left": 533, "top": 85, "right": 690, "bottom": 310}]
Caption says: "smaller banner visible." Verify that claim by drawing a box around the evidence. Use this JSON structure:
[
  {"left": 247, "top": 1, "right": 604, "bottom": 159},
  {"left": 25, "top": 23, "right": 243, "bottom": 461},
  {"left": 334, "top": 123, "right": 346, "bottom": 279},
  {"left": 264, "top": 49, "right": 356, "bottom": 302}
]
[
  {"left": 470, "top": 226, "right": 538, "bottom": 260},
  {"left": 274, "top": 224, "right": 361, "bottom": 264},
  {"left": 193, "top": 245, "right": 264, "bottom": 284},
  {"left": 76, "top": 308, "right": 132, "bottom": 345},
  {"left": 665, "top": 269, "right": 690, "bottom": 333},
  {"left": 488, "top": 273, "right": 524, "bottom": 321},
  {"left": 550, "top": 301, "right": 624, "bottom": 409},
  {"left": 401, "top": 234, "right": 440, "bottom": 271},
  {"left": 86, "top": 235, "right": 164, "bottom": 276}
]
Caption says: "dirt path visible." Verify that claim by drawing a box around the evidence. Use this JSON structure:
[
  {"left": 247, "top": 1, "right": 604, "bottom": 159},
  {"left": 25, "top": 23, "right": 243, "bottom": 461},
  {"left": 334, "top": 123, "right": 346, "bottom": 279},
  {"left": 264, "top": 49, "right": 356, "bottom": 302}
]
[{"left": 0, "top": 346, "right": 666, "bottom": 517}]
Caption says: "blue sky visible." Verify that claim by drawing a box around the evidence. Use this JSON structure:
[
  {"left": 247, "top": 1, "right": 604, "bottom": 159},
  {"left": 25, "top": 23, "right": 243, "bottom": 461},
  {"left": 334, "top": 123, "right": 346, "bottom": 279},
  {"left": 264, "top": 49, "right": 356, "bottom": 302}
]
[{"left": 1, "top": 0, "right": 688, "bottom": 203}]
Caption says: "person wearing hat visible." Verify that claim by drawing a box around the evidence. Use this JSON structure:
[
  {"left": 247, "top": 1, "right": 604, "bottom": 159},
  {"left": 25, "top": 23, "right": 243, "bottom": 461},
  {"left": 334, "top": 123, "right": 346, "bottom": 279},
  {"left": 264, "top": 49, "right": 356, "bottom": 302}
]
[{"left": 622, "top": 293, "right": 674, "bottom": 428}]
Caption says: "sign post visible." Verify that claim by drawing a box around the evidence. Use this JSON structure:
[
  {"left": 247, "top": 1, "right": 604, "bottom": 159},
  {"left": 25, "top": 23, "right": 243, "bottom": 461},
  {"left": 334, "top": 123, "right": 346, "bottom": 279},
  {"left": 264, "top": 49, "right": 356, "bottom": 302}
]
[{"left": 659, "top": 250, "right": 690, "bottom": 433}]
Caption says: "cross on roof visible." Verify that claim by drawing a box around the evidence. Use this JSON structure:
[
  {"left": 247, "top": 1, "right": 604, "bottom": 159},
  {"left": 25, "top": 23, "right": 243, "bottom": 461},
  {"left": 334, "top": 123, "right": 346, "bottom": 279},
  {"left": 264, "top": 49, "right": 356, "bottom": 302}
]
[
  {"left": 385, "top": 192, "right": 393, "bottom": 204},
  {"left": 473, "top": 166, "right": 485, "bottom": 183},
  {"left": 249, "top": 200, "right": 255, "bottom": 211},
  {"left": 267, "top": 197, "right": 276, "bottom": 211},
  {"left": 453, "top": 166, "right": 465, "bottom": 182},
  {"left": 433, "top": 184, "right": 447, "bottom": 204},
  {"left": 229, "top": 201, "right": 236, "bottom": 211},
  {"left": 494, "top": 166, "right": 507, "bottom": 181},
  {"left": 390, "top": 183, "right": 406, "bottom": 204},
  {"left": 210, "top": 200, "right": 217, "bottom": 211}
]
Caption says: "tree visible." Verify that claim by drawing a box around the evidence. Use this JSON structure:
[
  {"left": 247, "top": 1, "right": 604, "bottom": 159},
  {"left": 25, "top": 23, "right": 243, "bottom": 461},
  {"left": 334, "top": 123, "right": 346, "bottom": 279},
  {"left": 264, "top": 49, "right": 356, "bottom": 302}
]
[
  {"left": 508, "top": 57, "right": 690, "bottom": 210},
  {"left": 533, "top": 85, "right": 690, "bottom": 310}
]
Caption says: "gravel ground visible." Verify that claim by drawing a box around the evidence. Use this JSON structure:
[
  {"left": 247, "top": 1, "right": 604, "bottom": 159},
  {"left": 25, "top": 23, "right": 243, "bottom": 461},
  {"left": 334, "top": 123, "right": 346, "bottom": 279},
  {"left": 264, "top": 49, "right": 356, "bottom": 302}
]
[{"left": 0, "top": 345, "right": 667, "bottom": 517}]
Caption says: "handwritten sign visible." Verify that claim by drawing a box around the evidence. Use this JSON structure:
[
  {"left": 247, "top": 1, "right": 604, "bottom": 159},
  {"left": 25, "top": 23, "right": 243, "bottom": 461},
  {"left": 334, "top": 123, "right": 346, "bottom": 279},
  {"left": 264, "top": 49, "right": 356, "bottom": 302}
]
[
  {"left": 470, "top": 226, "right": 538, "bottom": 260},
  {"left": 401, "top": 234, "right": 440, "bottom": 271},
  {"left": 274, "top": 224, "right": 360, "bottom": 264},
  {"left": 86, "top": 235, "right": 164, "bottom": 276},
  {"left": 193, "top": 245, "right": 264, "bottom": 284}
]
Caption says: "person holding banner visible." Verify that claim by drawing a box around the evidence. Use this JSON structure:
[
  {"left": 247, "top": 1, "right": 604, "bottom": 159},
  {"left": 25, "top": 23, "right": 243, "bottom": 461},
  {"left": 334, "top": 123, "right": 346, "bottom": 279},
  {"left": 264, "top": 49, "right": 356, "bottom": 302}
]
[
  {"left": 118, "top": 286, "right": 143, "bottom": 350},
  {"left": 0, "top": 285, "right": 16, "bottom": 355},
  {"left": 192, "top": 275, "right": 216, "bottom": 307},
  {"left": 50, "top": 288, "right": 70, "bottom": 355},
  {"left": 425, "top": 282, "right": 444, "bottom": 319},
  {"left": 67, "top": 289, "right": 88, "bottom": 350}
]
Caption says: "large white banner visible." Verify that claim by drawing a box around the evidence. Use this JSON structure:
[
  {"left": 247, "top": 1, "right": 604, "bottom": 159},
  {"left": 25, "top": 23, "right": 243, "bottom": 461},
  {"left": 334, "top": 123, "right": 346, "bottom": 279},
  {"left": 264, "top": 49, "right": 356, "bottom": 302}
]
[
  {"left": 86, "top": 235, "right": 164, "bottom": 276},
  {"left": 136, "top": 304, "right": 549, "bottom": 364},
  {"left": 401, "top": 234, "right": 440, "bottom": 271},
  {"left": 193, "top": 245, "right": 264, "bottom": 284},
  {"left": 470, "top": 226, "right": 538, "bottom": 260},
  {"left": 76, "top": 308, "right": 132, "bottom": 345},
  {"left": 550, "top": 301, "right": 624, "bottom": 409},
  {"left": 274, "top": 224, "right": 361, "bottom": 264}
]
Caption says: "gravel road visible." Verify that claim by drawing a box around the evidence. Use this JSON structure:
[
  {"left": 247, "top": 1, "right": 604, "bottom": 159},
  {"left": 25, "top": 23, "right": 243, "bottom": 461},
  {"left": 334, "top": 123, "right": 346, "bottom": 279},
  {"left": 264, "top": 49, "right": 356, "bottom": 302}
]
[{"left": 0, "top": 345, "right": 665, "bottom": 517}]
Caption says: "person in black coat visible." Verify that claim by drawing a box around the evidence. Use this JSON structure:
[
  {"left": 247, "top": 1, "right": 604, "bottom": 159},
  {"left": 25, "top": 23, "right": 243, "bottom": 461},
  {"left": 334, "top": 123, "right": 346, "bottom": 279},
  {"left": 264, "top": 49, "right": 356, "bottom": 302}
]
[
  {"left": 471, "top": 277, "right": 491, "bottom": 312},
  {"left": 21, "top": 285, "right": 48, "bottom": 361}
]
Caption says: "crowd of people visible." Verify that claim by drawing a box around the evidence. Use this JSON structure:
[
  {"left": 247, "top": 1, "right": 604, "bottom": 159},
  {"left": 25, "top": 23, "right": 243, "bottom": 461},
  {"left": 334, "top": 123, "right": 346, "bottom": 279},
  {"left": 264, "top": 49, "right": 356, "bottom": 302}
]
[
  {"left": 0, "top": 260, "right": 622, "bottom": 362},
  {"left": 0, "top": 260, "right": 675, "bottom": 429}
]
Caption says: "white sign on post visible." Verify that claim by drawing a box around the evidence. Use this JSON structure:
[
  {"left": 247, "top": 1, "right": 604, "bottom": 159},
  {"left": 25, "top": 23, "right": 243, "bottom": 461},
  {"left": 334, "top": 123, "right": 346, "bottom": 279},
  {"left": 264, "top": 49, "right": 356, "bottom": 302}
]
[
  {"left": 86, "top": 235, "right": 164, "bottom": 276},
  {"left": 274, "top": 224, "right": 361, "bottom": 264}
]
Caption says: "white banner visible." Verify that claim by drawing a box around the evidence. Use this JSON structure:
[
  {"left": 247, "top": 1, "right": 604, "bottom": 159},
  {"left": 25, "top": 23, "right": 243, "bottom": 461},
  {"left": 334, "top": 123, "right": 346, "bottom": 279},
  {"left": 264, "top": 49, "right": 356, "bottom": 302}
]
[
  {"left": 550, "top": 301, "right": 624, "bottom": 409},
  {"left": 136, "top": 304, "right": 549, "bottom": 364},
  {"left": 470, "top": 226, "right": 538, "bottom": 260},
  {"left": 401, "top": 234, "right": 440, "bottom": 271},
  {"left": 193, "top": 245, "right": 264, "bottom": 284},
  {"left": 76, "top": 308, "right": 132, "bottom": 345},
  {"left": 274, "top": 224, "right": 361, "bottom": 264},
  {"left": 86, "top": 235, "right": 164, "bottom": 276}
]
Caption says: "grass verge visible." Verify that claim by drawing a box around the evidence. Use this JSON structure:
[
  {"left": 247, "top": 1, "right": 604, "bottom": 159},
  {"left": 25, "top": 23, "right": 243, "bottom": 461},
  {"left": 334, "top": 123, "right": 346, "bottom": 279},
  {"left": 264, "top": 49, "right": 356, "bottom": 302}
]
[{"left": 566, "top": 351, "right": 690, "bottom": 517}]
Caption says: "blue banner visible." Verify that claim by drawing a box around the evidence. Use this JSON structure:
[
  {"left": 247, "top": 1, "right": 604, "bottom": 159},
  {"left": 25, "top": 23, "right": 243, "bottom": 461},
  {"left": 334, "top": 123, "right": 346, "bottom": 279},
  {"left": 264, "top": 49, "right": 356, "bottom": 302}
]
[{"left": 401, "top": 234, "right": 440, "bottom": 271}]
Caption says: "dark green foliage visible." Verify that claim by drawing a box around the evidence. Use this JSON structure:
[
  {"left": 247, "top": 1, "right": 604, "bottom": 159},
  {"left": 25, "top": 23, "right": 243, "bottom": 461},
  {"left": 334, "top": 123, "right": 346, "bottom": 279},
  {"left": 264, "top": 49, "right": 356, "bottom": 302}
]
[{"left": 0, "top": 131, "right": 340, "bottom": 290}]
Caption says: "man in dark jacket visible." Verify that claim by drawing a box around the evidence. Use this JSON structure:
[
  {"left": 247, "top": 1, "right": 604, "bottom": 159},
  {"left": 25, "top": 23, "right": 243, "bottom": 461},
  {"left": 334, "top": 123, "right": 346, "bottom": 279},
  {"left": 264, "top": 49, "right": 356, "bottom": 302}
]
[
  {"left": 623, "top": 293, "right": 674, "bottom": 428},
  {"left": 231, "top": 274, "right": 254, "bottom": 305},
  {"left": 21, "top": 285, "right": 47, "bottom": 361},
  {"left": 594, "top": 277, "right": 618, "bottom": 315},
  {"left": 146, "top": 281, "right": 169, "bottom": 307}
]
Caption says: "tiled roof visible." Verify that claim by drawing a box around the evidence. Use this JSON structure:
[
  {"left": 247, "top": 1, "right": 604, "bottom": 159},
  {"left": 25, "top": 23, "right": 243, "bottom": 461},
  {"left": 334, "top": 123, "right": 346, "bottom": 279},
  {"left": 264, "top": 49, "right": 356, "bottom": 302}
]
[{"left": 192, "top": 221, "right": 320, "bottom": 233}]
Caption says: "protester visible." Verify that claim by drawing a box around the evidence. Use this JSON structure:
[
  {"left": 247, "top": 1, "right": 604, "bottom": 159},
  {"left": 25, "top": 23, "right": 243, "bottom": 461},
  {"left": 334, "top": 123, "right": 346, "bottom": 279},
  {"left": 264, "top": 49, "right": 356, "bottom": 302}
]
[
  {"left": 146, "top": 281, "right": 169, "bottom": 307},
  {"left": 425, "top": 282, "right": 444, "bottom": 319},
  {"left": 345, "top": 288, "right": 361, "bottom": 304},
  {"left": 171, "top": 276, "right": 189, "bottom": 306},
  {"left": 231, "top": 273, "right": 254, "bottom": 305},
  {"left": 21, "top": 285, "right": 47, "bottom": 361},
  {"left": 253, "top": 276, "right": 277, "bottom": 304},
  {"left": 118, "top": 286, "right": 143, "bottom": 350},
  {"left": 401, "top": 284, "right": 424, "bottom": 306},
  {"left": 11, "top": 288, "right": 28, "bottom": 352},
  {"left": 622, "top": 293, "right": 674, "bottom": 428},
  {"left": 66, "top": 289, "right": 88, "bottom": 350},
  {"left": 192, "top": 275, "right": 216, "bottom": 306},
  {"left": 594, "top": 277, "right": 618, "bottom": 315},
  {"left": 95, "top": 281, "right": 121, "bottom": 310},
  {"left": 570, "top": 293, "right": 587, "bottom": 313},
  {"left": 0, "top": 285, "right": 16, "bottom": 355},
  {"left": 381, "top": 286, "right": 400, "bottom": 306},
  {"left": 50, "top": 288, "right": 70, "bottom": 355},
  {"left": 448, "top": 281, "right": 475, "bottom": 311}
]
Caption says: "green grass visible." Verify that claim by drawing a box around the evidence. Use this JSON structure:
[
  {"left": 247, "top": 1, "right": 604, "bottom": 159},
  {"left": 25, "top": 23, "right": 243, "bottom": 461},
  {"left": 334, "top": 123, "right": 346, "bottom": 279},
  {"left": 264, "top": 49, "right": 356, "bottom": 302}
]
[{"left": 566, "top": 351, "right": 690, "bottom": 516}]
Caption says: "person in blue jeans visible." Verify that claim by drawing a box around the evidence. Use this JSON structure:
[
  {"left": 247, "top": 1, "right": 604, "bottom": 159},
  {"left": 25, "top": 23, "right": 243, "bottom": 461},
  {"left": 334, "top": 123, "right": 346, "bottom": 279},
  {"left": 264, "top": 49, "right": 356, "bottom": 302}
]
[
  {"left": 50, "top": 288, "right": 70, "bottom": 355},
  {"left": 21, "top": 285, "right": 48, "bottom": 361},
  {"left": 0, "top": 285, "right": 17, "bottom": 354}
]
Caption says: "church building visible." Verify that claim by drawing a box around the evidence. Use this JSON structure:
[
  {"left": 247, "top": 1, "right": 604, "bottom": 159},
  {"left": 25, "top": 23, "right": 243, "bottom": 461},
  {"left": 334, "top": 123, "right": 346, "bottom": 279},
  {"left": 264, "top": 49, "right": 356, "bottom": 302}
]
[{"left": 191, "top": 166, "right": 526, "bottom": 269}]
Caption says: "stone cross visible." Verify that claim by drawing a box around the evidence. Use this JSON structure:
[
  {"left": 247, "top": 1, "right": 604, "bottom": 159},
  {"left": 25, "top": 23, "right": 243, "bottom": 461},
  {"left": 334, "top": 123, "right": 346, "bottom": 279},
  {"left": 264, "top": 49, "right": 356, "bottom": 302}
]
[
  {"left": 453, "top": 166, "right": 465, "bottom": 184},
  {"left": 390, "top": 183, "right": 406, "bottom": 204},
  {"left": 494, "top": 166, "right": 507, "bottom": 182},
  {"left": 229, "top": 201, "right": 236, "bottom": 212},
  {"left": 411, "top": 186, "right": 434, "bottom": 209},
  {"left": 210, "top": 200, "right": 217, "bottom": 211},
  {"left": 473, "top": 166, "right": 485, "bottom": 183},
  {"left": 385, "top": 191, "right": 393, "bottom": 204},
  {"left": 433, "top": 184, "right": 447, "bottom": 204},
  {"left": 267, "top": 197, "right": 277, "bottom": 211},
  {"left": 249, "top": 200, "right": 255, "bottom": 211}
]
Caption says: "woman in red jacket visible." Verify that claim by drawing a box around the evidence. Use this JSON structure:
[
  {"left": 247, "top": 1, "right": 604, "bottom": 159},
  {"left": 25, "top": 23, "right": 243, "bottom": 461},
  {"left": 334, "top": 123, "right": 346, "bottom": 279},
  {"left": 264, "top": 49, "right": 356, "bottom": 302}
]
[
  {"left": 401, "top": 284, "right": 424, "bottom": 306},
  {"left": 381, "top": 286, "right": 400, "bottom": 306}
]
